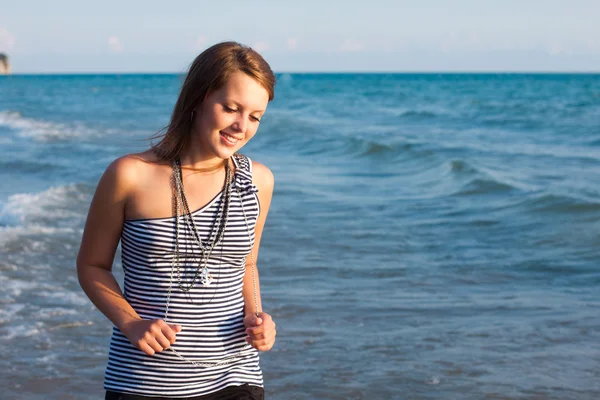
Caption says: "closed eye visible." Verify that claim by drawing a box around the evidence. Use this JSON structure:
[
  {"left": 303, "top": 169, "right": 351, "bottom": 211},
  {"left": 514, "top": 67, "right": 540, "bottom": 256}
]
[{"left": 224, "top": 104, "right": 261, "bottom": 122}]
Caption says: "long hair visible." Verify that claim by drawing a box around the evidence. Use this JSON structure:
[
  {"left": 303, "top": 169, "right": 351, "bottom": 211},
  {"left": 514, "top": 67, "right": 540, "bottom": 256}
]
[{"left": 150, "top": 41, "right": 276, "bottom": 161}]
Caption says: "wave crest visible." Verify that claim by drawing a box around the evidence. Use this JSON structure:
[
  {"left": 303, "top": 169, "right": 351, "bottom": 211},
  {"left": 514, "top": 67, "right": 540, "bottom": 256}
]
[
  {"left": 454, "top": 177, "right": 516, "bottom": 196},
  {"left": 525, "top": 193, "right": 600, "bottom": 214},
  {"left": 0, "top": 110, "right": 95, "bottom": 141}
]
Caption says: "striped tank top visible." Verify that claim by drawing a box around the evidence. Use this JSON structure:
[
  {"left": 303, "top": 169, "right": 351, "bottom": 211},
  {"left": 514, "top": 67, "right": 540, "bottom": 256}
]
[{"left": 104, "top": 154, "right": 263, "bottom": 398}]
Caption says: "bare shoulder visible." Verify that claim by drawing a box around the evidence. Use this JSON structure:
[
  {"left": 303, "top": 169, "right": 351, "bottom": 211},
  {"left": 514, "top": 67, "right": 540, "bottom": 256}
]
[
  {"left": 249, "top": 160, "right": 274, "bottom": 218},
  {"left": 102, "top": 154, "right": 141, "bottom": 194},
  {"left": 251, "top": 160, "right": 275, "bottom": 193},
  {"left": 102, "top": 150, "right": 160, "bottom": 193}
]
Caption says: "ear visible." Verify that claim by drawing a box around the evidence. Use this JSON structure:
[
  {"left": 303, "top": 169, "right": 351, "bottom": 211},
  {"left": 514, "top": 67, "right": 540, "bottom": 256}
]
[{"left": 190, "top": 104, "right": 203, "bottom": 123}]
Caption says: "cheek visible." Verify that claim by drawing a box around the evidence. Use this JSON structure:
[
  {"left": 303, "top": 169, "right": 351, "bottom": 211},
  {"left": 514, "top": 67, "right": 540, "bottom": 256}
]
[
  {"left": 244, "top": 127, "right": 259, "bottom": 141},
  {"left": 212, "top": 111, "right": 230, "bottom": 128},
  {"left": 197, "top": 109, "right": 224, "bottom": 134}
]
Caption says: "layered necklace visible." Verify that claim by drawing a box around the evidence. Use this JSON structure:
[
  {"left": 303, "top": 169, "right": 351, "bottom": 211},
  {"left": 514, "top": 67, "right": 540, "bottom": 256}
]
[
  {"left": 172, "top": 158, "right": 232, "bottom": 289},
  {"left": 164, "top": 156, "right": 260, "bottom": 368}
]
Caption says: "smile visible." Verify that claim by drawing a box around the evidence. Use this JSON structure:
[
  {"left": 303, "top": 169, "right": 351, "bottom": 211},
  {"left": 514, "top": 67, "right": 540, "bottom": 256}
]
[{"left": 220, "top": 131, "right": 242, "bottom": 146}]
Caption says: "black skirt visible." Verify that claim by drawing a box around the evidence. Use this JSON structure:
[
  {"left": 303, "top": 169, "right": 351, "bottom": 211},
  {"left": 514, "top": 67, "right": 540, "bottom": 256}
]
[{"left": 105, "top": 384, "right": 264, "bottom": 400}]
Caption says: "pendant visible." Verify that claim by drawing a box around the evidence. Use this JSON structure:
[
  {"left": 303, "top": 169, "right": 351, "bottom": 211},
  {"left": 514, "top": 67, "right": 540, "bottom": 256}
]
[{"left": 200, "top": 267, "right": 213, "bottom": 287}]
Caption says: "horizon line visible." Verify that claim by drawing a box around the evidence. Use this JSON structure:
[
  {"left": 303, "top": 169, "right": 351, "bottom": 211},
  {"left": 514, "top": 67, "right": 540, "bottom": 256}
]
[{"left": 3, "top": 70, "right": 600, "bottom": 76}]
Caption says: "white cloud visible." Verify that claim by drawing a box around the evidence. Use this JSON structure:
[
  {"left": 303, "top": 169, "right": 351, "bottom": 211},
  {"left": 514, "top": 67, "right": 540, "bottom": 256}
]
[
  {"left": 547, "top": 43, "right": 563, "bottom": 56},
  {"left": 0, "top": 27, "right": 16, "bottom": 52},
  {"left": 194, "top": 35, "right": 207, "bottom": 51},
  {"left": 252, "top": 41, "right": 269, "bottom": 53},
  {"left": 287, "top": 38, "right": 297, "bottom": 50},
  {"left": 108, "top": 36, "right": 123, "bottom": 53},
  {"left": 587, "top": 39, "right": 600, "bottom": 55},
  {"left": 438, "top": 32, "right": 484, "bottom": 54},
  {"left": 439, "top": 32, "right": 460, "bottom": 54},
  {"left": 338, "top": 40, "right": 364, "bottom": 53},
  {"left": 440, "top": 42, "right": 452, "bottom": 54}
]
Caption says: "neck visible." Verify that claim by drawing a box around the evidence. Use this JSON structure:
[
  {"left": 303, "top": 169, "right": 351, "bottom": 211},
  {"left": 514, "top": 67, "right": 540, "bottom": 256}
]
[{"left": 178, "top": 149, "right": 228, "bottom": 173}]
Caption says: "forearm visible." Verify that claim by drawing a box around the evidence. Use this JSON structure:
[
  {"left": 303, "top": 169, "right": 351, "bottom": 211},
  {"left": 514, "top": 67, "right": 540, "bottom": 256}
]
[
  {"left": 77, "top": 265, "right": 141, "bottom": 330},
  {"left": 242, "top": 263, "right": 277, "bottom": 352},
  {"left": 243, "top": 264, "right": 263, "bottom": 317}
]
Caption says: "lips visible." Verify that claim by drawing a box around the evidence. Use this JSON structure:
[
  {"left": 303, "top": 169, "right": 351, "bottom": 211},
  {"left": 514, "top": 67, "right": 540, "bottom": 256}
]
[{"left": 220, "top": 131, "right": 242, "bottom": 145}]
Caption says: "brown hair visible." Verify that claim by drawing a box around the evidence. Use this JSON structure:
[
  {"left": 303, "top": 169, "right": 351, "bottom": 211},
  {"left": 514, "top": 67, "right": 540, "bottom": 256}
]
[{"left": 150, "top": 41, "right": 276, "bottom": 161}]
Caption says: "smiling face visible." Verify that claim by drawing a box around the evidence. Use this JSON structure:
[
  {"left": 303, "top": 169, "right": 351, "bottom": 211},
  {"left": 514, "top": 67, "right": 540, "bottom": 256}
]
[{"left": 191, "top": 71, "right": 270, "bottom": 162}]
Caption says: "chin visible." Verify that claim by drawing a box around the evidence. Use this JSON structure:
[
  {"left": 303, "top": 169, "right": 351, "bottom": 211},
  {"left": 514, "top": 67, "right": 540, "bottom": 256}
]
[
  {"left": 212, "top": 143, "right": 243, "bottom": 160},
  {"left": 211, "top": 136, "right": 247, "bottom": 158}
]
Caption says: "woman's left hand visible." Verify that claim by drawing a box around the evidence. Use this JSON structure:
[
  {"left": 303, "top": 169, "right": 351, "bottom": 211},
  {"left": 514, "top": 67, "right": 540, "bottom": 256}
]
[{"left": 244, "top": 312, "right": 276, "bottom": 351}]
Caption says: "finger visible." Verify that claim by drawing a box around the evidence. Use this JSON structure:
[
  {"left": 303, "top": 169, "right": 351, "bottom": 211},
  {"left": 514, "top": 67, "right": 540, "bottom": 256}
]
[
  {"left": 169, "top": 324, "right": 182, "bottom": 333},
  {"left": 155, "top": 333, "right": 172, "bottom": 350},
  {"left": 257, "top": 312, "right": 272, "bottom": 323},
  {"left": 245, "top": 325, "right": 264, "bottom": 336},
  {"left": 162, "top": 324, "right": 178, "bottom": 344},
  {"left": 247, "top": 329, "right": 276, "bottom": 345},
  {"left": 246, "top": 337, "right": 266, "bottom": 347},
  {"left": 256, "top": 343, "right": 275, "bottom": 351},
  {"left": 244, "top": 314, "right": 262, "bottom": 328},
  {"left": 150, "top": 321, "right": 173, "bottom": 348},
  {"left": 138, "top": 341, "right": 156, "bottom": 356},
  {"left": 259, "top": 329, "right": 277, "bottom": 342},
  {"left": 248, "top": 327, "right": 277, "bottom": 341},
  {"left": 248, "top": 332, "right": 266, "bottom": 340},
  {"left": 144, "top": 334, "right": 165, "bottom": 353},
  {"left": 247, "top": 337, "right": 275, "bottom": 351},
  {"left": 246, "top": 320, "right": 275, "bottom": 336}
]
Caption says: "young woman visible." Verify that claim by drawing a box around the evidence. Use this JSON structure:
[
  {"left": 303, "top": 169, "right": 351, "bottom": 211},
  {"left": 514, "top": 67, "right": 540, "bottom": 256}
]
[{"left": 77, "top": 42, "right": 277, "bottom": 400}]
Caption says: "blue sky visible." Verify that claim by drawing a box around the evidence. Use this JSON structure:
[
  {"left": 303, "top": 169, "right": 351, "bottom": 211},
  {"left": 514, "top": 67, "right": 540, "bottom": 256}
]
[{"left": 1, "top": 0, "right": 600, "bottom": 73}]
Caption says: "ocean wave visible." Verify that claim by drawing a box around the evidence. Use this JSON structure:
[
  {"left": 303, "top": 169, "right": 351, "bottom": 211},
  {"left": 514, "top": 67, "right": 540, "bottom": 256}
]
[
  {"left": 337, "top": 137, "right": 432, "bottom": 160},
  {"left": 448, "top": 159, "right": 478, "bottom": 175},
  {"left": 524, "top": 193, "right": 600, "bottom": 214},
  {"left": 0, "top": 323, "right": 41, "bottom": 341},
  {"left": 0, "top": 110, "right": 97, "bottom": 142},
  {"left": 453, "top": 177, "right": 517, "bottom": 196},
  {"left": 376, "top": 106, "right": 442, "bottom": 119},
  {"left": 0, "top": 159, "right": 60, "bottom": 174},
  {"left": 362, "top": 141, "right": 396, "bottom": 156},
  {"left": 352, "top": 139, "right": 419, "bottom": 158},
  {"left": 0, "top": 303, "right": 25, "bottom": 325},
  {"left": 399, "top": 110, "right": 438, "bottom": 119},
  {"left": 440, "top": 158, "right": 520, "bottom": 196},
  {"left": 260, "top": 110, "right": 440, "bottom": 160},
  {"left": 478, "top": 115, "right": 541, "bottom": 128},
  {"left": 487, "top": 192, "right": 600, "bottom": 217},
  {"left": 0, "top": 184, "right": 90, "bottom": 227},
  {"left": 585, "top": 137, "right": 600, "bottom": 147},
  {"left": 260, "top": 115, "right": 422, "bottom": 160},
  {"left": 0, "top": 183, "right": 91, "bottom": 248},
  {"left": 289, "top": 132, "right": 435, "bottom": 160}
]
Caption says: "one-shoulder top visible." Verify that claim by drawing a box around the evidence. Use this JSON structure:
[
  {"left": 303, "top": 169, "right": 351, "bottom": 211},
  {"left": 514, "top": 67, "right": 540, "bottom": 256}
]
[{"left": 103, "top": 154, "right": 263, "bottom": 398}]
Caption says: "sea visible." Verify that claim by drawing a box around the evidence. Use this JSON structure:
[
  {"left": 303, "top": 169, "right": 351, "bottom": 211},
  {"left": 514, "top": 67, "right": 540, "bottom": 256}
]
[{"left": 1, "top": 73, "right": 599, "bottom": 399}]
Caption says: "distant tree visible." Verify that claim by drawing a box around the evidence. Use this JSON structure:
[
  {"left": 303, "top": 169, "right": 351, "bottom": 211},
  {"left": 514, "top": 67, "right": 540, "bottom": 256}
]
[{"left": 0, "top": 53, "right": 11, "bottom": 74}]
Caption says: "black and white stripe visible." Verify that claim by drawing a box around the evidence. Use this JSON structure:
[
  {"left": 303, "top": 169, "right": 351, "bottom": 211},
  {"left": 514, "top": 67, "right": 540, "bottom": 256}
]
[{"left": 104, "top": 154, "right": 263, "bottom": 398}]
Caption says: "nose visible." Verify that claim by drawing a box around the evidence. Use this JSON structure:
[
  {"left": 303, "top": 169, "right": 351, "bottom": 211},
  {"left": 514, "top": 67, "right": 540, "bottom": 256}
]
[{"left": 232, "top": 114, "right": 247, "bottom": 134}]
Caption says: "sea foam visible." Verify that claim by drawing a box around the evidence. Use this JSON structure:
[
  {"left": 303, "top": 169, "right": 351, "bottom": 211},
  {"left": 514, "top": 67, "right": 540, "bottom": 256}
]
[
  {"left": 0, "top": 184, "right": 89, "bottom": 248},
  {"left": 0, "top": 110, "right": 96, "bottom": 141}
]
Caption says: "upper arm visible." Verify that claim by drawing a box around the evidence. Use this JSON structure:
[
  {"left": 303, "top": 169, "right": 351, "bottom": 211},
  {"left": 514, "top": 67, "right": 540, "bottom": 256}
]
[
  {"left": 251, "top": 161, "right": 274, "bottom": 256},
  {"left": 76, "top": 156, "right": 138, "bottom": 272}
]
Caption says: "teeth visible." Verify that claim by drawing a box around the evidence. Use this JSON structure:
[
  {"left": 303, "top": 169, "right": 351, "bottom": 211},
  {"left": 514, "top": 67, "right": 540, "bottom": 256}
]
[{"left": 222, "top": 132, "right": 239, "bottom": 142}]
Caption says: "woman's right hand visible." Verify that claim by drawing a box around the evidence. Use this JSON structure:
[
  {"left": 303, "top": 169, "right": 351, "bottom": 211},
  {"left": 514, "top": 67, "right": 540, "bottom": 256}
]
[{"left": 121, "top": 319, "right": 182, "bottom": 356}]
